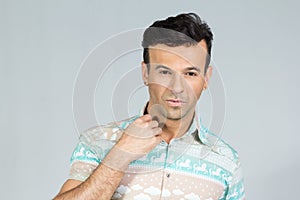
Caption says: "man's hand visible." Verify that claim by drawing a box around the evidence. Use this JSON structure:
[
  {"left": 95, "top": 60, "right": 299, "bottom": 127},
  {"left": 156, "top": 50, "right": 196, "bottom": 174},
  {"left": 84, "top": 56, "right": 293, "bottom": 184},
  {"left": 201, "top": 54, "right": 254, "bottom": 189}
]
[
  {"left": 54, "top": 114, "right": 163, "bottom": 200},
  {"left": 102, "top": 114, "right": 162, "bottom": 171}
]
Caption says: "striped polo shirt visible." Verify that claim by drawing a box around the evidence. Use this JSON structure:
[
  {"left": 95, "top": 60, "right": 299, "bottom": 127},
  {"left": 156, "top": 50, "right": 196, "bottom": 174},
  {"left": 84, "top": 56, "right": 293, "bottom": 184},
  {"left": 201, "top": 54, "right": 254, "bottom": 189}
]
[{"left": 69, "top": 111, "right": 245, "bottom": 200}]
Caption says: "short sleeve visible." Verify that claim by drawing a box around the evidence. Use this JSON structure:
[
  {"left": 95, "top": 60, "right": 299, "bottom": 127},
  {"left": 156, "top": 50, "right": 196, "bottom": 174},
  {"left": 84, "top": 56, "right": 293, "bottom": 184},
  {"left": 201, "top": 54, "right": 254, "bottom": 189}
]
[
  {"left": 224, "top": 164, "right": 246, "bottom": 200},
  {"left": 67, "top": 123, "right": 127, "bottom": 181},
  {"left": 69, "top": 141, "right": 101, "bottom": 181}
]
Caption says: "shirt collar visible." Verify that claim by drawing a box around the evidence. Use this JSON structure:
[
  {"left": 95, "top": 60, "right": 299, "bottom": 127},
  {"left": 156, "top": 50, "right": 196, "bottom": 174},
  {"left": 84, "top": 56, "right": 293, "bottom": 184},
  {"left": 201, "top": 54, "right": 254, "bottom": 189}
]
[{"left": 139, "top": 102, "right": 213, "bottom": 147}]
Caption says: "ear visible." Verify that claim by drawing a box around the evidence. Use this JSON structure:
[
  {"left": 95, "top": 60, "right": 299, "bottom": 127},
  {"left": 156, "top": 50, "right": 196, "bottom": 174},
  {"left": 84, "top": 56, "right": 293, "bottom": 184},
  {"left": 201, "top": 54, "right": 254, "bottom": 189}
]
[
  {"left": 203, "top": 65, "right": 212, "bottom": 89},
  {"left": 141, "top": 61, "right": 149, "bottom": 85}
]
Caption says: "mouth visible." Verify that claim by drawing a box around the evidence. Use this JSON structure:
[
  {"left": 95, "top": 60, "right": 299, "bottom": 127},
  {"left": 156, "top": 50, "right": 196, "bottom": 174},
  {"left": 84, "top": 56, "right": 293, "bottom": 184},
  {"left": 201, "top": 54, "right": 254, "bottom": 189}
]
[{"left": 165, "top": 99, "right": 186, "bottom": 107}]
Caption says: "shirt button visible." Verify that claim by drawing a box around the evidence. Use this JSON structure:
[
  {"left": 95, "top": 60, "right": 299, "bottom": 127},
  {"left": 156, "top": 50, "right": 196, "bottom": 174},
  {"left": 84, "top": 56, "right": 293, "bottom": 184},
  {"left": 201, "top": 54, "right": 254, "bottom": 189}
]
[{"left": 166, "top": 173, "right": 170, "bottom": 178}]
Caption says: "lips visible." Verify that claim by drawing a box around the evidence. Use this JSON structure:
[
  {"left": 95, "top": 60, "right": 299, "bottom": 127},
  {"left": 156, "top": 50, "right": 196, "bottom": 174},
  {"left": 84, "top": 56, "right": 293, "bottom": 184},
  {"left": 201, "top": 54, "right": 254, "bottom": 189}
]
[{"left": 165, "top": 99, "right": 186, "bottom": 107}]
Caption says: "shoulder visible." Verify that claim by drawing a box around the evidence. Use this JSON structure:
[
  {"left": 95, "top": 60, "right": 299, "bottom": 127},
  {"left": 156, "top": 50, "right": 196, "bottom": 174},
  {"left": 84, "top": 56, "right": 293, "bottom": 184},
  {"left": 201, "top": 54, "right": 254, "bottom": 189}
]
[
  {"left": 79, "top": 115, "right": 139, "bottom": 145},
  {"left": 70, "top": 115, "right": 139, "bottom": 164},
  {"left": 199, "top": 126, "right": 242, "bottom": 172}
]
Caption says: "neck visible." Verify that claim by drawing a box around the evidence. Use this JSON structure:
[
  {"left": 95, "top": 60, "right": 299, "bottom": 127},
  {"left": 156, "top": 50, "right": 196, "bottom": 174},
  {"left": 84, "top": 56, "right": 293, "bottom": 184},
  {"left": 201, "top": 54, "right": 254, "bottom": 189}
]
[
  {"left": 145, "top": 102, "right": 195, "bottom": 143},
  {"left": 161, "top": 112, "right": 194, "bottom": 143}
]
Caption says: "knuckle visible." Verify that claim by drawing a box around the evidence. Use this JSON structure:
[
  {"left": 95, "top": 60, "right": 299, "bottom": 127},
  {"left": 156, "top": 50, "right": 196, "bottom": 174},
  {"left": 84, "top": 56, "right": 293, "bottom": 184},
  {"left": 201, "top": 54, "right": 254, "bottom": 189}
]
[
  {"left": 156, "top": 127, "right": 162, "bottom": 133},
  {"left": 143, "top": 122, "right": 149, "bottom": 128},
  {"left": 152, "top": 120, "right": 158, "bottom": 127},
  {"left": 142, "top": 114, "right": 152, "bottom": 121},
  {"left": 133, "top": 119, "right": 141, "bottom": 125}
]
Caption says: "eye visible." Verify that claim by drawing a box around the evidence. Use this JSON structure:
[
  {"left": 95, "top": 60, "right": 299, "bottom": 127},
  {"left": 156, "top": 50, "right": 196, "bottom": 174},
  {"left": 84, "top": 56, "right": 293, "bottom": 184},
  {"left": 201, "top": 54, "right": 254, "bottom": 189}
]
[
  {"left": 185, "top": 71, "right": 198, "bottom": 76},
  {"left": 159, "top": 70, "right": 172, "bottom": 75}
]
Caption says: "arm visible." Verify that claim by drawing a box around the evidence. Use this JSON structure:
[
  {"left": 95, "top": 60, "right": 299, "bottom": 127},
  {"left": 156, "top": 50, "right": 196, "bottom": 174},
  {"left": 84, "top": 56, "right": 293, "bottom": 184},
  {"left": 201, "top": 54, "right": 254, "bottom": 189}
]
[
  {"left": 54, "top": 114, "right": 162, "bottom": 200},
  {"left": 53, "top": 148, "right": 129, "bottom": 200}
]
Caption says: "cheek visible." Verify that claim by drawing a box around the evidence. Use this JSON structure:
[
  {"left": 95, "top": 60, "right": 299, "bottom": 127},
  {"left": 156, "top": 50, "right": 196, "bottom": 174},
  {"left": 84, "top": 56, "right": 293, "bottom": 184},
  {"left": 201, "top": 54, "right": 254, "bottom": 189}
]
[
  {"left": 148, "top": 84, "right": 165, "bottom": 100},
  {"left": 149, "top": 75, "right": 171, "bottom": 89},
  {"left": 189, "top": 82, "right": 204, "bottom": 100}
]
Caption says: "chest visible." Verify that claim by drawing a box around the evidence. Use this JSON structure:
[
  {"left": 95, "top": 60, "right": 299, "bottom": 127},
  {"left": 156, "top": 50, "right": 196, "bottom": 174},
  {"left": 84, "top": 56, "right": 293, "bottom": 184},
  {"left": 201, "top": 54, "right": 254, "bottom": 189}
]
[{"left": 110, "top": 146, "right": 228, "bottom": 200}]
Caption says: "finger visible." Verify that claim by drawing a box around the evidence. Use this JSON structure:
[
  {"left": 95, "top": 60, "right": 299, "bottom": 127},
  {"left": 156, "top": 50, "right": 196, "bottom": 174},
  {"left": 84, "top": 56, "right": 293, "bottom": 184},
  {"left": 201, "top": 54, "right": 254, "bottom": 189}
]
[
  {"left": 152, "top": 115, "right": 159, "bottom": 123},
  {"left": 134, "top": 114, "right": 152, "bottom": 124},
  {"left": 148, "top": 120, "right": 159, "bottom": 128},
  {"left": 154, "top": 134, "right": 163, "bottom": 145},
  {"left": 151, "top": 127, "right": 162, "bottom": 136}
]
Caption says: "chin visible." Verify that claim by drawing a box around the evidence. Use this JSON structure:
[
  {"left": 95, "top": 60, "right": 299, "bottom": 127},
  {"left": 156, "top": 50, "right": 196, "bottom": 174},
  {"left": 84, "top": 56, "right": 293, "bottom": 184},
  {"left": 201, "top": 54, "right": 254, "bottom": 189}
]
[
  {"left": 165, "top": 111, "right": 186, "bottom": 120},
  {"left": 166, "top": 116, "right": 184, "bottom": 121}
]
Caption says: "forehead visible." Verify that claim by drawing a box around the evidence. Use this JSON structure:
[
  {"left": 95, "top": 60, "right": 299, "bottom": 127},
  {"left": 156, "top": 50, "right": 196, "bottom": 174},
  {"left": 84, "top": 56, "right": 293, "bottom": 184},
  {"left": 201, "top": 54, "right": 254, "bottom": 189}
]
[{"left": 148, "top": 40, "right": 208, "bottom": 68}]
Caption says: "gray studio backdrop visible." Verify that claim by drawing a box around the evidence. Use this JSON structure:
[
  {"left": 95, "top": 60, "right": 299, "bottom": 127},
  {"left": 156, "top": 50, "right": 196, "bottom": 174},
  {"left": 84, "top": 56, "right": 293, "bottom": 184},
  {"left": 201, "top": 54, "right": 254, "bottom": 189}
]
[{"left": 1, "top": 0, "right": 299, "bottom": 199}]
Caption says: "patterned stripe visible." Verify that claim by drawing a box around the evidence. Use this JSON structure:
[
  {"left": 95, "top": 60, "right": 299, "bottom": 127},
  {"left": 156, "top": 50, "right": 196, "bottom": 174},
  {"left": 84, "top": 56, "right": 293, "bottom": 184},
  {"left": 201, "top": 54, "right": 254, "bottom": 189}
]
[{"left": 69, "top": 113, "right": 245, "bottom": 199}]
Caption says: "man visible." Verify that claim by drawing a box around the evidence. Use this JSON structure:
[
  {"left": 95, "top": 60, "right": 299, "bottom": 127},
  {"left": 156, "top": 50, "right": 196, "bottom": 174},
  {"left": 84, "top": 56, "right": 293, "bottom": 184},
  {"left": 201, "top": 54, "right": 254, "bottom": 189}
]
[{"left": 54, "top": 13, "right": 245, "bottom": 200}]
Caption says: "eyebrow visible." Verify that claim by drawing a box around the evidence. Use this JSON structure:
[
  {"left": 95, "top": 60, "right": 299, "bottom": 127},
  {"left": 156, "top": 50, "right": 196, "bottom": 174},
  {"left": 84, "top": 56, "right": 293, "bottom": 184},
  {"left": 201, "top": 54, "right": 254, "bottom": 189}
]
[
  {"left": 155, "top": 65, "right": 201, "bottom": 73},
  {"left": 185, "top": 66, "right": 201, "bottom": 73},
  {"left": 155, "top": 65, "right": 171, "bottom": 70}
]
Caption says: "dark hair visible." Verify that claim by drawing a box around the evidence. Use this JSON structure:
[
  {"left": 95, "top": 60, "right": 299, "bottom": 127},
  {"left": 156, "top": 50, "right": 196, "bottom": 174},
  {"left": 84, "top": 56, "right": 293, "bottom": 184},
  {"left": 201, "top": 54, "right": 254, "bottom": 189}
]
[{"left": 142, "top": 13, "right": 213, "bottom": 73}]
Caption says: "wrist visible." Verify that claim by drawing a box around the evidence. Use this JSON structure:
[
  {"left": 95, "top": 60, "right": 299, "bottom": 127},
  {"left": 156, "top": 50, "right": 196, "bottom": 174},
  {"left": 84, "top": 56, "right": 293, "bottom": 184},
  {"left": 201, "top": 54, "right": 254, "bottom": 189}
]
[{"left": 102, "top": 146, "right": 133, "bottom": 172}]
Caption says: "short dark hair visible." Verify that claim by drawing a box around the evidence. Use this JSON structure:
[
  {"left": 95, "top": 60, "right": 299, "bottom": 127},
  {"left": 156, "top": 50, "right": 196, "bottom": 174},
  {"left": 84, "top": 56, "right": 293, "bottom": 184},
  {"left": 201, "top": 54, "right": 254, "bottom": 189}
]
[{"left": 142, "top": 13, "right": 213, "bottom": 73}]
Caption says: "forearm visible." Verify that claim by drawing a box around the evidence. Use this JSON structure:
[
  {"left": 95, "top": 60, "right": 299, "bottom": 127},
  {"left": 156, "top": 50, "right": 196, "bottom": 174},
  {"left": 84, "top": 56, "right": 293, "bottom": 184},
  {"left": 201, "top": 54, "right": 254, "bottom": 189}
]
[
  {"left": 54, "top": 115, "right": 161, "bottom": 200},
  {"left": 54, "top": 164, "right": 124, "bottom": 200},
  {"left": 54, "top": 148, "right": 131, "bottom": 200}
]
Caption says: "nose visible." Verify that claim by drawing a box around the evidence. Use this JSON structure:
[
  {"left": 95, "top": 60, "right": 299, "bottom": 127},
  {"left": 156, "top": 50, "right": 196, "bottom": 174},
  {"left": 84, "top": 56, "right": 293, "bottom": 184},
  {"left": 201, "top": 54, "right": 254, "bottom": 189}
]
[{"left": 169, "top": 73, "right": 184, "bottom": 94}]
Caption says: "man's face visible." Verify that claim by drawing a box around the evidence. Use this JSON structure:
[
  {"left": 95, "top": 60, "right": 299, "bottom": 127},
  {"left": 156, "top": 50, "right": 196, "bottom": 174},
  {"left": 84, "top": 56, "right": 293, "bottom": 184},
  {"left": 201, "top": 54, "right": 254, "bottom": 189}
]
[{"left": 142, "top": 40, "right": 212, "bottom": 121}]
